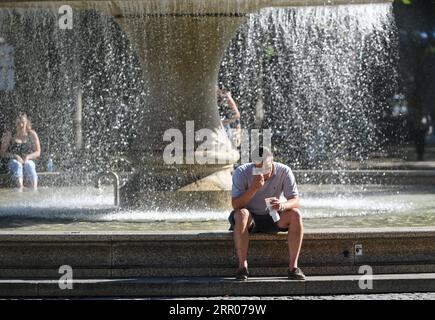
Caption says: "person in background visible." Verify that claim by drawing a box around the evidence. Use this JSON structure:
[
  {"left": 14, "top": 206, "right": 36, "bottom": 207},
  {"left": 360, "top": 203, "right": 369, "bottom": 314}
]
[
  {"left": 411, "top": 107, "right": 433, "bottom": 162},
  {"left": 0, "top": 112, "right": 41, "bottom": 191},
  {"left": 217, "top": 87, "right": 242, "bottom": 148}
]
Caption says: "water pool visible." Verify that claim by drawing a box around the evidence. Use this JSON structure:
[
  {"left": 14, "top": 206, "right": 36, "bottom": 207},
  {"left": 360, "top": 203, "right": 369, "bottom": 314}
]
[{"left": 0, "top": 184, "right": 434, "bottom": 231}]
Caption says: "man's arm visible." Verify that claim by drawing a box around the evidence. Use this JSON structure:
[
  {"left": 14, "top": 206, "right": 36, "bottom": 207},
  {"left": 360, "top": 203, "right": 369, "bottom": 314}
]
[
  {"left": 281, "top": 196, "right": 300, "bottom": 211},
  {"left": 271, "top": 167, "right": 300, "bottom": 211},
  {"left": 271, "top": 196, "right": 300, "bottom": 212},
  {"left": 232, "top": 175, "right": 264, "bottom": 210}
]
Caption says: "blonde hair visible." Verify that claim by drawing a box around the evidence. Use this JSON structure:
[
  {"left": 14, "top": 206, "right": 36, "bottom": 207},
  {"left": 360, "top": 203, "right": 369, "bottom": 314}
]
[{"left": 16, "top": 112, "right": 32, "bottom": 132}]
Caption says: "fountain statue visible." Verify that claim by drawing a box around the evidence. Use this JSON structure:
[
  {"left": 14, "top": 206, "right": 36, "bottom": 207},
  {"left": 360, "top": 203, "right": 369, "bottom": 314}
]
[{"left": 0, "top": 0, "right": 393, "bottom": 207}]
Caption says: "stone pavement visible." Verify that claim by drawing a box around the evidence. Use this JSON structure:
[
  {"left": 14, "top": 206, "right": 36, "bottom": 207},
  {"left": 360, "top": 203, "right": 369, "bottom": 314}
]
[{"left": 171, "top": 292, "right": 435, "bottom": 300}]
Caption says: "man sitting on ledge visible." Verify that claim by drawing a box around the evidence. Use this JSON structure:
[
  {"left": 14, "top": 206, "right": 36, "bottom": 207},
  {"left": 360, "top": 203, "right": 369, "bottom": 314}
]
[{"left": 229, "top": 146, "right": 305, "bottom": 281}]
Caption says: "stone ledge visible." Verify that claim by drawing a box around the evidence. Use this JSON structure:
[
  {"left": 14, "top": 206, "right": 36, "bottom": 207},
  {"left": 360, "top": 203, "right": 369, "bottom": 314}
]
[
  {"left": 1, "top": 227, "right": 435, "bottom": 241},
  {"left": 4, "top": 264, "right": 435, "bottom": 279},
  {"left": 0, "top": 273, "right": 434, "bottom": 297},
  {"left": 294, "top": 169, "right": 435, "bottom": 185},
  {"left": 1, "top": 228, "right": 434, "bottom": 279},
  {"left": 295, "top": 170, "right": 435, "bottom": 176}
]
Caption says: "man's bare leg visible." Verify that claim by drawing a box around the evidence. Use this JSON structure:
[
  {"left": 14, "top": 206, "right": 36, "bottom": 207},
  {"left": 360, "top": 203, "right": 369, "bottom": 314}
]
[
  {"left": 233, "top": 208, "right": 253, "bottom": 269},
  {"left": 277, "top": 208, "right": 304, "bottom": 269}
]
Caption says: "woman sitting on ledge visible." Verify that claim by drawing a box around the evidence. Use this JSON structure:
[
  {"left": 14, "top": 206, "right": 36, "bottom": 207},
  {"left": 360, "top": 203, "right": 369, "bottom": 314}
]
[{"left": 0, "top": 112, "right": 41, "bottom": 191}]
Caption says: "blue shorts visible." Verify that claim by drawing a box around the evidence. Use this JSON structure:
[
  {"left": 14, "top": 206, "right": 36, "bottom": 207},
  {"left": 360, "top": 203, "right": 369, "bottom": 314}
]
[{"left": 228, "top": 210, "right": 288, "bottom": 234}]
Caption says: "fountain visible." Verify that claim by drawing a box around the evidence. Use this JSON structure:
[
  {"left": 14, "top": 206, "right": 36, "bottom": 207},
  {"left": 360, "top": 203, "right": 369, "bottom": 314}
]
[
  {"left": 1, "top": 0, "right": 417, "bottom": 219},
  {"left": 0, "top": 0, "right": 393, "bottom": 208},
  {"left": 2, "top": 0, "right": 435, "bottom": 298}
]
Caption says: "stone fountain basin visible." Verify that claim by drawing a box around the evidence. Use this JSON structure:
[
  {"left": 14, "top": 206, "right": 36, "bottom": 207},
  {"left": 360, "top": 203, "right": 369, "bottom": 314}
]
[
  {"left": 0, "top": 227, "right": 434, "bottom": 280},
  {"left": 0, "top": 0, "right": 394, "bottom": 16}
]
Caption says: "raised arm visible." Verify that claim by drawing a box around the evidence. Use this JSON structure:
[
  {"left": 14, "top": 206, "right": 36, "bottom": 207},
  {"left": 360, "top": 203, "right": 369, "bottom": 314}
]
[
  {"left": 226, "top": 92, "right": 240, "bottom": 124},
  {"left": 232, "top": 175, "right": 264, "bottom": 210}
]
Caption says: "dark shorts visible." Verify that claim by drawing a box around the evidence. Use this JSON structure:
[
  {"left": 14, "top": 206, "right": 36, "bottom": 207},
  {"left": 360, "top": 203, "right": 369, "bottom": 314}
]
[{"left": 228, "top": 210, "right": 288, "bottom": 234}]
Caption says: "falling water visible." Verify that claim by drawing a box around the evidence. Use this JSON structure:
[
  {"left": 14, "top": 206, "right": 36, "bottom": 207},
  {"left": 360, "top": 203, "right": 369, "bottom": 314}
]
[
  {"left": 219, "top": 4, "right": 399, "bottom": 169},
  {"left": 0, "top": 8, "right": 145, "bottom": 179},
  {"left": 1, "top": 2, "right": 432, "bottom": 230},
  {"left": 1, "top": 3, "right": 398, "bottom": 176}
]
